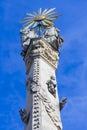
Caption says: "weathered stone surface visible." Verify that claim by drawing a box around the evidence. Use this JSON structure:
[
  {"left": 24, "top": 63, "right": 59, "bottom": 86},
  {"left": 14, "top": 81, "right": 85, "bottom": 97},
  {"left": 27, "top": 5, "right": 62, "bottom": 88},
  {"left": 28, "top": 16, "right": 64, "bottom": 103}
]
[{"left": 21, "top": 39, "right": 62, "bottom": 130}]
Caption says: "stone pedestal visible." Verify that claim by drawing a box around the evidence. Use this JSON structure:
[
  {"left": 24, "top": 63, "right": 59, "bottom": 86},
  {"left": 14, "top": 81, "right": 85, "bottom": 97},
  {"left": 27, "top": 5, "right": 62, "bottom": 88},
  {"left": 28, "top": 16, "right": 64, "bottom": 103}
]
[{"left": 22, "top": 38, "right": 62, "bottom": 130}]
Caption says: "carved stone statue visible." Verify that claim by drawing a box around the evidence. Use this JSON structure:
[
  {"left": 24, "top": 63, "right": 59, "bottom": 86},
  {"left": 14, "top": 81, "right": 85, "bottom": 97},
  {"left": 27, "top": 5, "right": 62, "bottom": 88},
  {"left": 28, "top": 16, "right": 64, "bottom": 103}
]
[
  {"left": 46, "top": 76, "right": 56, "bottom": 98},
  {"left": 20, "top": 28, "right": 38, "bottom": 48},
  {"left": 19, "top": 109, "right": 29, "bottom": 124},
  {"left": 20, "top": 28, "right": 38, "bottom": 57},
  {"left": 59, "top": 97, "right": 67, "bottom": 111},
  {"left": 43, "top": 26, "right": 59, "bottom": 37},
  {"left": 43, "top": 26, "right": 64, "bottom": 50}
]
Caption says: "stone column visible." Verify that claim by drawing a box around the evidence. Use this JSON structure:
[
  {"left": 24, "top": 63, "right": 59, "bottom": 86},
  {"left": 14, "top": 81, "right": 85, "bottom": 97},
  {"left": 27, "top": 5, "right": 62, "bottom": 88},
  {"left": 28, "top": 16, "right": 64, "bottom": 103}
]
[{"left": 21, "top": 37, "right": 62, "bottom": 130}]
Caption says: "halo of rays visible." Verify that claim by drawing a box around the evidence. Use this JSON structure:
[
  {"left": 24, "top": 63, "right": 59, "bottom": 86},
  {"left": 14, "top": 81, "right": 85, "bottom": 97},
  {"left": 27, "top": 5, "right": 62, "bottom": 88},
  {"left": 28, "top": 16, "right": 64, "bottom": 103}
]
[{"left": 22, "top": 8, "right": 60, "bottom": 30}]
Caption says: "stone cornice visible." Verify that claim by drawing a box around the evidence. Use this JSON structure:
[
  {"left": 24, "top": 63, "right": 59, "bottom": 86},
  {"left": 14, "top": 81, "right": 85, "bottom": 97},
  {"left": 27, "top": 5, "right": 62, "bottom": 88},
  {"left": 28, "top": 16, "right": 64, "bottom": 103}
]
[{"left": 24, "top": 38, "right": 59, "bottom": 74}]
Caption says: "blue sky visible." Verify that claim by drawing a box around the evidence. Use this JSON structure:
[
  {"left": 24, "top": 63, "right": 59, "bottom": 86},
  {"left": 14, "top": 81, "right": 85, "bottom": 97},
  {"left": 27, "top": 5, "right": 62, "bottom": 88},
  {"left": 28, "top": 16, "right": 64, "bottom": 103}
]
[{"left": 0, "top": 0, "right": 87, "bottom": 130}]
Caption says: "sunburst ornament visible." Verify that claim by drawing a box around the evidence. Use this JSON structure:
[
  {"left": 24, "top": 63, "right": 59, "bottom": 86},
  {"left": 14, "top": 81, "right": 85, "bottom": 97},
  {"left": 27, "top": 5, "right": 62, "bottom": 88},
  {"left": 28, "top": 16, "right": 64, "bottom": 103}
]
[{"left": 22, "top": 8, "right": 60, "bottom": 30}]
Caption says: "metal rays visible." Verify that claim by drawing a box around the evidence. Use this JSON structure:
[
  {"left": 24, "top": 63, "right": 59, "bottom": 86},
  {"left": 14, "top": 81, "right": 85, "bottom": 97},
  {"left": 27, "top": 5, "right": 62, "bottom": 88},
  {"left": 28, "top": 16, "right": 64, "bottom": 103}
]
[{"left": 22, "top": 8, "right": 60, "bottom": 30}]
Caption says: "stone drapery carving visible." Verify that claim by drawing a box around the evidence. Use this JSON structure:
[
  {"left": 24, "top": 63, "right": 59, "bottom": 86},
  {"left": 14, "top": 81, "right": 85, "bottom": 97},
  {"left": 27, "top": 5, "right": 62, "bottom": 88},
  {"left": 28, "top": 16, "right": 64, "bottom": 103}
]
[
  {"left": 39, "top": 89, "right": 62, "bottom": 130},
  {"left": 46, "top": 76, "right": 56, "bottom": 98},
  {"left": 59, "top": 97, "right": 67, "bottom": 111},
  {"left": 19, "top": 109, "right": 30, "bottom": 124}
]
